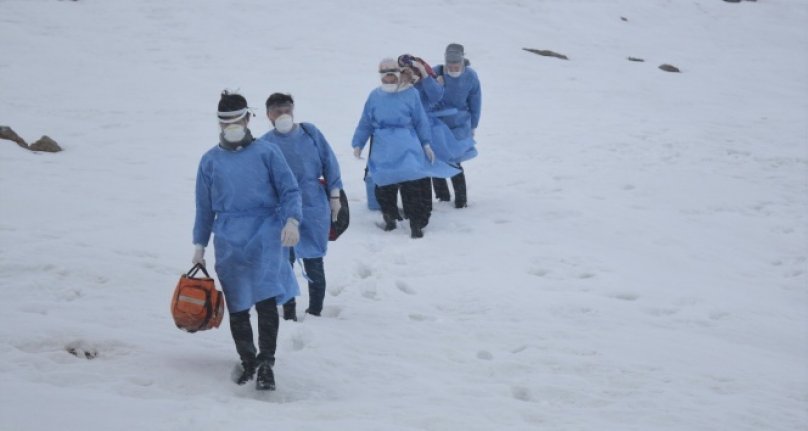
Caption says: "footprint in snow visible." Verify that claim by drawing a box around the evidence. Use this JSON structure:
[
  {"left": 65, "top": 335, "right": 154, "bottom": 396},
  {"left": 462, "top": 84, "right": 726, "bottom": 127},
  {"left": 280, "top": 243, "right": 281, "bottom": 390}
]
[
  {"left": 355, "top": 263, "right": 373, "bottom": 279},
  {"left": 527, "top": 267, "right": 549, "bottom": 277},
  {"left": 329, "top": 283, "right": 347, "bottom": 297},
  {"left": 361, "top": 287, "right": 378, "bottom": 300},
  {"left": 408, "top": 313, "right": 436, "bottom": 322},
  {"left": 321, "top": 305, "right": 343, "bottom": 318},
  {"left": 396, "top": 280, "right": 416, "bottom": 295},
  {"left": 511, "top": 386, "right": 533, "bottom": 402},
  {"left": 610, "top": 292, "right": 639, "bottom": 301},
  {"left": 476, "top": 350, "right": 494, "bottom": 360},
  {"left": 287, "top": 329, "right": 310, "bottom": 352}
]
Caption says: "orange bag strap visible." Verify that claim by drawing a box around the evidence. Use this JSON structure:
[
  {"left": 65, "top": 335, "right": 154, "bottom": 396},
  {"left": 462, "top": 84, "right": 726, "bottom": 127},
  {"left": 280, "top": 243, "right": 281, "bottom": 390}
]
[{"left": 186, "top": 263, "right": 211, "bottom": 279}]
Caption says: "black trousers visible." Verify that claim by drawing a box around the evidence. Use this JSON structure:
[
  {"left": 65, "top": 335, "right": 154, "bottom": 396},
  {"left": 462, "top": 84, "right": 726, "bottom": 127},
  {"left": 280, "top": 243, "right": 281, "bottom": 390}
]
[
  {"left": 376, "top": 177, "right": 432, "bottom": 230},
  {"left": 432, "top": 164, "right": 466, "bottom": 205},
  {"left": 229, "top": 297, "right": 278, "bottom": 367}
]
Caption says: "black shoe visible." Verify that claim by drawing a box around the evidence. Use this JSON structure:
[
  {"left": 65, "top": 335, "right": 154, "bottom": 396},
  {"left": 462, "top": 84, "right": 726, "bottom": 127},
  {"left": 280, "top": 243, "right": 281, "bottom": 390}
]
[
  {"left": 436, "top": 192, "right": 451, "bottom": 202},
  {"left": 305, "top": 308, "right": 321, "bottom": 317},
  {"left": 454, "top": 200, "right": 467, "bottom": 209},
  {"left": 255, "top": 363, "right": 276, "bottom": 391},
  {"left": 283, "top": 302, "right": 297, "bottom": 321},
  {"left": 384, "top": 220, "right": 396, "bottom": 231},
  {"left": 235, "top": 362, "right": 256, "bottom": 385},
  {"left": 410, "top": 226, "right": 424, "bottom": 239}
]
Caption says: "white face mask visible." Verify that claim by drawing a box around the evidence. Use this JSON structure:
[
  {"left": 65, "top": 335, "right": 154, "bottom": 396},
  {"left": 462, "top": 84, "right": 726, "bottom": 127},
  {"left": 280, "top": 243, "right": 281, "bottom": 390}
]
[
  {"left": 274, "top": 114, "right": 295, "bottom": 134},
  {"left": 222, "top": 124, "right": 246, "bottom": 142},
  {"left": 381, "top": 83, "right": 399, "bottom": 93},
  {"left": 447, "top": 70, "right": 463, "bottom": 78}
]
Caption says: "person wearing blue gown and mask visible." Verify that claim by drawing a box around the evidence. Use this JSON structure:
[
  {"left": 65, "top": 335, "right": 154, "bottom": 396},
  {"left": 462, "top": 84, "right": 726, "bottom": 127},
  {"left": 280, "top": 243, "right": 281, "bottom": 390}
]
[
  {"left": 432, "top": 43, "right": 482, "bottom": 208},
  {"left": 257, "top": 93, "right": 343, "bottom": 321},
  {"left": 192, "top": 90, "right": 303, "bottom": 391},
  {"left": 352, "top": 58, "right": 457, "bottom": 238}
]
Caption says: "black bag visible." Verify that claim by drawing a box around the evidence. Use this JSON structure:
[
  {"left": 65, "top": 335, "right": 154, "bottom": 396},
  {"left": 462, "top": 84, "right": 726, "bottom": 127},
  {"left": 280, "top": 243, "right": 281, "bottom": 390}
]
[{"left": 329, "top": 187, "right": 349, "bottom": 240}]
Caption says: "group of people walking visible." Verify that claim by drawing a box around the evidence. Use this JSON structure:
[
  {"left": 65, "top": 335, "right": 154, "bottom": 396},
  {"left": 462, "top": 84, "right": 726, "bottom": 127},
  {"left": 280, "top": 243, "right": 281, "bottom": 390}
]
[
  {"left": 353, "top": 43, "right": 481, "bottom": 238},
  {"left": 190, "top": 43, "right": 482, "bottom": 391}
]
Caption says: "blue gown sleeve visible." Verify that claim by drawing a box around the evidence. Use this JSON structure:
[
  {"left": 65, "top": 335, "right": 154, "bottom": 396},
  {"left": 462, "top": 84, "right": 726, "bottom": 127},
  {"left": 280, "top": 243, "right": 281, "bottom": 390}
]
[
  {"left": 419, "top": 76, "right": 444, "bottom": 108},
  {"left": 411, "top": 91, "right": 432, "bottom": 146},
  {"left": 351, "top": 93, "right": 375, "bottom": 150},
  {"left": 311, "top": 125, "right": 343, "bottom": 192},
  {"left": 193, "top": 157, "right": 214, "bottom": 246},
  {"left": 267, "top": 147, "right": 303, "bottom": 223},
  {"left": 469, "top": 72, "right": 482, "bottom": 129}
]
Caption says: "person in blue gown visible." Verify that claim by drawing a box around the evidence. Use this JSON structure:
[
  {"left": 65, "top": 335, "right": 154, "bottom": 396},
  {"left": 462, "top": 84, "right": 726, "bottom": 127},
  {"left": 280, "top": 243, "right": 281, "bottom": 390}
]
[
  {"left": 432, "top": 43, "right": 482, "bottom": 208},
  {"left": 192, "top": 91, "right": 302, "bottom": 391},
  {"left": 352, "top": 58, "right": 457, "bottom": 238},
  {"left": 257, "top": 93, "right": 343, "bottom": 320}
]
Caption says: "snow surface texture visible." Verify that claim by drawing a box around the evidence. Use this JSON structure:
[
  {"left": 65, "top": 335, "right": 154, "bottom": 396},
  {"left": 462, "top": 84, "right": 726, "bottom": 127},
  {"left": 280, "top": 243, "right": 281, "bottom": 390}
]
[{"left": 1, "top": 1, "right": 807, "bottom": 430}]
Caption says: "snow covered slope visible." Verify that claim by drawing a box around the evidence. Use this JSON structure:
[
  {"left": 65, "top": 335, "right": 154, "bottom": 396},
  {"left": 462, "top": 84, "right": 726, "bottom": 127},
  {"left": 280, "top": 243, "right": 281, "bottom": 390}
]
[{"left": 1, "top": 1, "right": 806, "bottom": 430}]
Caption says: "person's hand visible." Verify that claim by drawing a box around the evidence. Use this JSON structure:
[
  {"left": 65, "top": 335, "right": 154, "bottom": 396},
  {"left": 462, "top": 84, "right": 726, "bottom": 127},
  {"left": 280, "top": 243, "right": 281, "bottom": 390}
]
[
  {"left": 192, "top": 245, "right": 206, "bottom": 267},
  {"left": 281, "top": 218, "right": 300, "bottom": 247},
  {"left": 423, "top": 144, "right": 435, "bottom": 164},
  {"left": 436, "top": 75, "right": 444, "bottom": 85},
  {"left": 353, "top": 147, "right": 363, "bottom": 159},
  {"left": 412, "top": 61, "right": 427, "bottom": 78},
  {"left": 329, "top": 191, "right": 342, "bottom": 222}
]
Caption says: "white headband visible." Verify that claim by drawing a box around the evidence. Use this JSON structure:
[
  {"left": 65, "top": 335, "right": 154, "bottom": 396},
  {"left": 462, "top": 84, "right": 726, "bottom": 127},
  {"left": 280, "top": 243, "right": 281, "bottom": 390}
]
[{"left": 217, "top": 107, "right": 250, "bottom": 123}]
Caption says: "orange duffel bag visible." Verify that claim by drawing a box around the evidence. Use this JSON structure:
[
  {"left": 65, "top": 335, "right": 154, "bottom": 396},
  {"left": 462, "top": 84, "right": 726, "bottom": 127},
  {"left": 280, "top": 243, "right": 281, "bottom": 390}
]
[{"left": 171, "top": 264, "right": 224, "bottom": 332}]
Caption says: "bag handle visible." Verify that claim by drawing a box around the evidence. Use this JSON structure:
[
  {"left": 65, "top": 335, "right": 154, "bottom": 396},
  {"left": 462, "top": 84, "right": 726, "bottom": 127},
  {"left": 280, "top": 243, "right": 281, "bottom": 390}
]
[{"left": 186, "top": 263, "right": 211, "bottom": 279}]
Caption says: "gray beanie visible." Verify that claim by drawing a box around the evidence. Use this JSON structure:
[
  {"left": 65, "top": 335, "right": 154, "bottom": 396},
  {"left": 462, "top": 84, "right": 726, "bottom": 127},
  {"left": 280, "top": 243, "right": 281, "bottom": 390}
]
[{"left": 445, "top": 43, "right": 465, "bottom": 64}]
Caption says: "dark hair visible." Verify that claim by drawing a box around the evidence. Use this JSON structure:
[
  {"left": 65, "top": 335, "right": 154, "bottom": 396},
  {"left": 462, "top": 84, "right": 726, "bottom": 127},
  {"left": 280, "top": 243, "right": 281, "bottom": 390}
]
[
  {"left": 265, "top": 93, "right": 294, "bottom": 110},
  {"left": 218, "top": 90, "right": 248, "bottom": 114}
]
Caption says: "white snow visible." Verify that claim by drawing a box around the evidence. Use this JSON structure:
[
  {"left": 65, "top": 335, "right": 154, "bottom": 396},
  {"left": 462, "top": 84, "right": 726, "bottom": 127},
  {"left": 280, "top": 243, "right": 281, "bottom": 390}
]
[{"left": 1, "top": 0, "right": 807, "bottom": 430}]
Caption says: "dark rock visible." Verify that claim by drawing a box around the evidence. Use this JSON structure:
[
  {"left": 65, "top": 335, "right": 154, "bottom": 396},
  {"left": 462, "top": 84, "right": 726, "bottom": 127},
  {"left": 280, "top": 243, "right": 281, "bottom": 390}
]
[
  {"left": 659, "top": 64, "right": 681, "bottom": 73},
  {"left": 0, "top": 125, "right": 29, "bottom": 148},
  {"left": 66, "top": 346, "right": 97, "bottom": 359},
  {"left": 621, "top": 16, "right": 628, "bottom": 22},
  {"left": 723, "top": 0, "right": 741, "bottom": 2},
  {"left": 29, "top": 135, "right": 63, "bottom": 152},
  {"left": 627, "top": 57, "right": 645, "bottom": 62},
  {"left": 522, "top": 48, "right": 569, "bottom": 60}
]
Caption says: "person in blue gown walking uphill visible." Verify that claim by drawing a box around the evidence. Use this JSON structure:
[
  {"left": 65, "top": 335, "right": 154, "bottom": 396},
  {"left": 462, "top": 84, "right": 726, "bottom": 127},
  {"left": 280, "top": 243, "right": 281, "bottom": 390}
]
[
  {"left": 257, "top": 93, "right": 343, "bottom": 321},
  {"left": 432, "top": 43, "right": 482, "bottom": 208},
  {"left": 352, "top": 58, "right": 453, "bottom": 238},
  {"left": 192, "top": 91, "right": 303, "bottom": 391}
]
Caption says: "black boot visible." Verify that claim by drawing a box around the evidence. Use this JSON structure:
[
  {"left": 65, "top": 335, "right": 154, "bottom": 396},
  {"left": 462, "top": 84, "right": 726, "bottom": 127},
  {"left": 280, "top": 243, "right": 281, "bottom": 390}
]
[
  {"left": 433, "top": 177, "right": 451, "bottom": 201},
  {"left": 282, "top": 300, "right": 297, "bottom": 321},
  {"left": 235, "top": 361, "right": 256, "bottom": 385},
  {"left": 382, "top": 213, "right": 397, "bottom": 231},
  {"left": 255, "top": 361, "right": 276, "bottom": 391},
  {"left": 410, "top": 225, "right": 424, "bottom": 239},
  {"left": 451, "top": 171, "right": 467, "bottom": 208},
  {"left": 229, "top": 309, "right": 258, "bottom": 385}
]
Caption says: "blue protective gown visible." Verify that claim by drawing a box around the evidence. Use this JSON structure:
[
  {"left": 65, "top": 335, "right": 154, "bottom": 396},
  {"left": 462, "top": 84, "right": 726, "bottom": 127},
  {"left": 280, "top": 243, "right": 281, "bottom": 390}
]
[
  {"left": 414, "top": 76, "right": 478, "bottom": 164},
  {"left": 257, "top": 123, "right": 343, "bottom": 259},
  {"left": 193, "top": 139, "right": 303, "bottom": 313},
  {"left": 352, "top": 87, "right": 457, "bottom": 187},
  {"left": 434, "top": 65, "right": 482, "bottom": 143}
]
